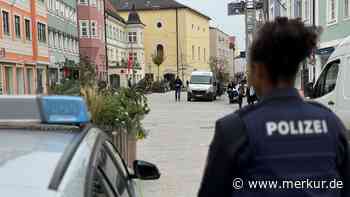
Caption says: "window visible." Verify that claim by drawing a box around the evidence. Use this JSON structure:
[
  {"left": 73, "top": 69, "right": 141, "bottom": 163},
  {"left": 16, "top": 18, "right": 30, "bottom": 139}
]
[
  {"left": 80, "top": 21, "right": 89, "bottom": 36},
  {"left": 79, "top": 0, "right": 88, "bottom": 5},
  {"left": 203, "top": 48, "right": 206, "bottom": 61},
  {"left": 26, "top": 68, "right": 34, "bottom": 94},
  {"left": 304, "top": 0, "right": 310, "bottom": 21},
  {"left": 156, "top": 21, "right": 163, "bottom": 29},
  {"left": 113, "top": 27, "right": 116, "bottom": 39},
  {"left": 294, "top": 0, "right": 302, "bottom": 18},
  {"left": 198, "top": 46, "right": 201, "bottom": 61},
  {"left": 91, "top": 21, "right": 97, "bottom": 37},
  {"left": 129, "top": 52, "right": 137, "bottom": 62},
  {"left": 345, "top": 0, "right": 350, "bottom": 18},
  {"left": 14, "top": 15, "right": 21, "bottom": 38},
  {"left": 16, "top": 68, "right": 25, "bottom": 95},
  {"left": 90, "top": 0, "right": 97, "bottom": 6},
  {"left": 2, "top": 11, "right": 10, "bottom": 36},
  {"left": 313, "top": 60, "right": 340, "bottom": 98},
  {"left": 0, "top": 67, "right": 2, "bottom": 95},
  {"left": 327, "top": 0, "right": 338, "bottom": 24},
  {"left": 192, "top": 45, "right": 195, "bottom": 60},
  {"left": 128, "top": 32, "right": 137, "bottom": 43},
  {"left": 58, "top": 33, "right": 62, "bottom": 49},
  {"left": 25, "top": 19, "right": 31, "bottom": 40},
  {"left": 156, "top": 44, "right": 164, "bottom": 59},
  {"left": 37, "top": 22, "right": 47, "bottom": 43}
]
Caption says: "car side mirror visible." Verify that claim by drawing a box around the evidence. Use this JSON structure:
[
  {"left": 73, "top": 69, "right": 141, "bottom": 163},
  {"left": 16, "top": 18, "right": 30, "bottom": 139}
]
[
  {"left": 305, "top": 82, "right": 314, "bottom": 98},
  {"left": 133, "top": 160, "right": 160, "bottom": 180}
]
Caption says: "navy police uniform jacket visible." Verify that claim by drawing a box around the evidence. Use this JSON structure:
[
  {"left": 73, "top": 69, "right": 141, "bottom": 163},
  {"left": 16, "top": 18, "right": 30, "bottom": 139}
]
[{"left": 198, "top": 88, "right": 350, "bottom": 197}]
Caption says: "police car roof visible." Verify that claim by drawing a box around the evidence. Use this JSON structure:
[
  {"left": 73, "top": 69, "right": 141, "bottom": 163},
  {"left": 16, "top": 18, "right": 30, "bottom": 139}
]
[
  {"left": 0, "top": 128, "right": 78, "bottom": 196},
  {"left": 0, "top": 95, "right": 90, "bottom": 125},
  {"left": 331, "top": 35, "right": 350, "bottom": 58}
]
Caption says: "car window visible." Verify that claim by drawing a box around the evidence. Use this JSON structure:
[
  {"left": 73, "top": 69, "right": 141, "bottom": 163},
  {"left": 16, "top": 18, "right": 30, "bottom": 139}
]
[
  {"left": 104, "top": 141, "right": 129, "bottom": 178},
  {"left": 313, "top": 60, "right": 340, "bottom": 98},
  {"left": 345, "top": 57, "right": 350, "bottom": 98},
  {"left": 90, "top": 167, "right": 115, "bottom": 197},
  {"left": 99, "top": 145, "right": 131, "bottom": 197}
]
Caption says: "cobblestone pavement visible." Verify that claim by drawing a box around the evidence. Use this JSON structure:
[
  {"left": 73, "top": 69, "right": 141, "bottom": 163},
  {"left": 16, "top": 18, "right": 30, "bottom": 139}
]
[{"left": 137, "top": 92, "right": 240, "bottom": 197}]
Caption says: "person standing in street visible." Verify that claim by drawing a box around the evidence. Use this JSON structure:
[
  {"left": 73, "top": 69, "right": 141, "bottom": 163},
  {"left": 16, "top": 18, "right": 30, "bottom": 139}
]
[
  {"left": 128, "top": 77, "right": 132, "bottom": 88},
  {"left": 198, "top": 17, "right": 350, "bottom": 197},
  {"left": 175, "top": 76, "right": 183, "bottom": 102},
  {"left": 237, "top": 82, "right": 245, "bottom": 109}
]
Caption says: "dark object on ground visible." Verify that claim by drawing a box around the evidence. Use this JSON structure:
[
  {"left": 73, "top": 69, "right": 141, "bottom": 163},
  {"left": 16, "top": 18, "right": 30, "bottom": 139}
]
[{"left": 227, "top": 88, "right": 239, "bottom": 104}]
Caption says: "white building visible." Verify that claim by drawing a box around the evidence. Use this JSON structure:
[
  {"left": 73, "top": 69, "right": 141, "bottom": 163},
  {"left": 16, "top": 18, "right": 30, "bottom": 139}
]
[
  {"left": 268, "top": 0, "right": 319, "bottom": 90},
  {"left": 106, "top": 5, "right": 145, "bottom": 88}
]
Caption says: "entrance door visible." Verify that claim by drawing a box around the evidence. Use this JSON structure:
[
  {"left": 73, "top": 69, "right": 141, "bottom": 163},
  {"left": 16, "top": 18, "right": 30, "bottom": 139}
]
[
  {"left": 36, "top": 68, "right": 44, "bottom": 94},
  {"left": 110, "top": 74, "right": 120, "bottom": 89}
]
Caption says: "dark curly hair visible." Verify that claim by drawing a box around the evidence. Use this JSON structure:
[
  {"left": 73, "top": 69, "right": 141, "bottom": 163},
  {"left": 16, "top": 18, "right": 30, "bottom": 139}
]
[{"left": 249, "top": 17, "right": 318, "bottom": 83}]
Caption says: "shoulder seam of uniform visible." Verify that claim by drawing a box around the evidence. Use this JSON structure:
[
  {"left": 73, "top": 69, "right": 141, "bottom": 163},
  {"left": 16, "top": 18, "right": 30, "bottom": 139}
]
[
  {"left": 306, "top": 100, "right": 332, "bottom": 112},
  {"left": 236, "top": 102, "right": 264, "bottom": 118}
]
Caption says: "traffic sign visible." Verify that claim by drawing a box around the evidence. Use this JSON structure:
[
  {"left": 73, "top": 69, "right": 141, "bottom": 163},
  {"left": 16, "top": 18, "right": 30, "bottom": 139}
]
[{"left": 228, "top": 2, "right": 245, "bottom": 16}]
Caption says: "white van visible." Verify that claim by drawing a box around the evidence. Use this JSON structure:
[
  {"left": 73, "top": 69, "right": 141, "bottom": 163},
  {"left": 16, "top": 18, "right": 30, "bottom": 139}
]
[
  {"left": 310, "top": 36, "right": 350, "bottom": 130},
  {"left": 187, "top": 71, "right": 217, "bottom": 101}
]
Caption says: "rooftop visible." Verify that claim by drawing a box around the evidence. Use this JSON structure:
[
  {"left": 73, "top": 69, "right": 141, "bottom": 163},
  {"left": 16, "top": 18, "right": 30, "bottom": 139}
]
[{"left": 115, "top": 0, "right": 211, "bottom": 20}]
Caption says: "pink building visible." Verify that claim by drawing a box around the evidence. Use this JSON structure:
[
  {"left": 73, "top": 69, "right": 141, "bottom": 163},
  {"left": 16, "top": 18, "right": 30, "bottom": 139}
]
[{"left": 77, "top": 0, "right": 107, "bottom": 81}]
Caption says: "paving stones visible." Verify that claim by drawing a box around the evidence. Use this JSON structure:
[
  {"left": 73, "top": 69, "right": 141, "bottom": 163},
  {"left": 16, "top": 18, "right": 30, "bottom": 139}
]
[{"left": 137, "top": 92, "right": 237, "bottom": 197}]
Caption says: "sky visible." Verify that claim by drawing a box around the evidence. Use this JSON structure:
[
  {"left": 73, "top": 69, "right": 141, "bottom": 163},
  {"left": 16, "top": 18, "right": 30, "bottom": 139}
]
[{"left": 177, "top": 0, "right": 246, "bottom": 50}]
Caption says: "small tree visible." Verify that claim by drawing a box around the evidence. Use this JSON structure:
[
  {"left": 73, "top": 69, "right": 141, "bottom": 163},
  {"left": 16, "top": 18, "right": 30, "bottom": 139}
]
[
  {"left": 79, "top": 56, "right": 96, "bottom": 88},
  {"left": 152, "top": 54, "right": 164, "bottom": 81},
  {"left": 209, "top": 57, "right": 230, "bottom": 84}
]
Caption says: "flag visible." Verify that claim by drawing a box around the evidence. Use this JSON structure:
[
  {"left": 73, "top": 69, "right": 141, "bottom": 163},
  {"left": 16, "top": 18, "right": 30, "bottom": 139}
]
[{"left": 128, "top": 54, "right": 133, "bottom": 73}]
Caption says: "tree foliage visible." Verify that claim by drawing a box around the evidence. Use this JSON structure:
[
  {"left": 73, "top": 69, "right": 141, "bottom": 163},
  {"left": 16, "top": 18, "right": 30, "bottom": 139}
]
[
  {"left": 209, "top": 57, "right": 230, "bottom": 83},
  {"left": 79, "top": 56, "right": 96, "bottom": 88},
  {"left": 152, "top": 53, "right": 165, "bottom": 81}
]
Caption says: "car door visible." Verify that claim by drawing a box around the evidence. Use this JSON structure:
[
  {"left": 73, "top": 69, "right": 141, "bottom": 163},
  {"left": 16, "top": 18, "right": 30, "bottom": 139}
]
[
  {"left": 103, "top": 141, "right": 138, "bottom": 197},
  {"left": 313, "top": 59, "right": 340, "bottom": 111},
  {"left": 337, "top": 56, "right": 350, "bottom": 130}
]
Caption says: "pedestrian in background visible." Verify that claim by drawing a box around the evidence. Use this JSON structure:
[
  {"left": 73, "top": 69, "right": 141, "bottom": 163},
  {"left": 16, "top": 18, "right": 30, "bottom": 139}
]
[
  {"left": 198, "top": 17, "right": 349, "bottom": 197},
  {"left": 128, "top": 78, "right": 132, "bottom": 88},
  {"left": 175, "top": 76, "right": 183, "bottom": 102},
  {"left": 237, "top": 82, "right": 245, "bottom": 109}
]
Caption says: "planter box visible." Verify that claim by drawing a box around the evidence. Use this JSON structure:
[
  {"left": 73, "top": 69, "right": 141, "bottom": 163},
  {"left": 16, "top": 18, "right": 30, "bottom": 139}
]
[{"left": 111, "top": 129, "right": 137, "bottom": 167}]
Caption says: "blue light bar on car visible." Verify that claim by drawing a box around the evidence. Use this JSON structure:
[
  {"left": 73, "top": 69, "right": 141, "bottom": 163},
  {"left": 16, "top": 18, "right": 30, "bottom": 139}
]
[{"left": 40, "top": 96, "right": 90, "bottom": 125}]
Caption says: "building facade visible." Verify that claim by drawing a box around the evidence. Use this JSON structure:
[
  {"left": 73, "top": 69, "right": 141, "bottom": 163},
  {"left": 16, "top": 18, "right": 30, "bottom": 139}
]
[
  {"left": 317, "top": 0, "right": 350, "bottom": 69},
  {"left": 268, "top": 0, "right": 318, "bottom": 89},
  {"left": 47, "top": 0, "right": 80, "bottom": 86},
  {"left": 209, "top": 27, "right": 235, "bottom": 78},
  {"left": 106, "top": 1, "right": 145, "bottom": 88},
  {"left": 116, "top": 0, "right": 211, "bottom": 82},
  {"left": 0, "top": 0, "right": 49, "bottom": 95},
  {"left": 77, "top": 0, "right": 107, "bottom": 81}
]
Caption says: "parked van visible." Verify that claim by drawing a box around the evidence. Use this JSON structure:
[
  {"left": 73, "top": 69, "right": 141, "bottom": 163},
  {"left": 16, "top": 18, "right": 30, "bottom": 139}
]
[
  {"left": 187, "top": 71, "right": 217, "bottom": 101},
  {"left": 309, "top": 36, "right": 350, "bottom": 130}
]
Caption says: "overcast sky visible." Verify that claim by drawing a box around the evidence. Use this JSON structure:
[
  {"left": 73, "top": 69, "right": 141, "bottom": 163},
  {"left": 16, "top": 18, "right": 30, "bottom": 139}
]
[{"left": 177, "top": 0, "right": 246, "bottom": 50}]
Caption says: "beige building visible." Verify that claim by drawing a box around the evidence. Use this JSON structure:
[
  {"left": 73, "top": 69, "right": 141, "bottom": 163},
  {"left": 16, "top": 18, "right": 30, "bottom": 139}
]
[
  {"left": 116, "top": 0, "right": 211, "bottom": 82},
  {"left": 209, "top": 27, "right": 235, "bottom": 78}
]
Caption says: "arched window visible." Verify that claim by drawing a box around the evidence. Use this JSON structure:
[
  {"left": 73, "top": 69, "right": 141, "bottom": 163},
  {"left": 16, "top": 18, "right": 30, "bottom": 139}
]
[{"left": 156, "top": 44, "right": 164, "bottom": 58}]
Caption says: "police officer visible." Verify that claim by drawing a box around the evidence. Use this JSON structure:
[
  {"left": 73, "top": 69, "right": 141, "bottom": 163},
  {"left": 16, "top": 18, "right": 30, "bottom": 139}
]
[{"left": 198, "top": 17, "right": 350, "bottom": 197}]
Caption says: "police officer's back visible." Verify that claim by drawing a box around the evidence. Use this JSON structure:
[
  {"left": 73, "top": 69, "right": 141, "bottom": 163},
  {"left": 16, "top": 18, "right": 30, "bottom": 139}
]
[{"left": 198, "top": 17, "right": 350, "bottom": 197}]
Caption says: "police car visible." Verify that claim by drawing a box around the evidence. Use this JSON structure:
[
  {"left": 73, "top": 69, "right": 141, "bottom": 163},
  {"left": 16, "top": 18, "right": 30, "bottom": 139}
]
[{"left": 0, "top": 96, "right": 160, "bottom": 197}]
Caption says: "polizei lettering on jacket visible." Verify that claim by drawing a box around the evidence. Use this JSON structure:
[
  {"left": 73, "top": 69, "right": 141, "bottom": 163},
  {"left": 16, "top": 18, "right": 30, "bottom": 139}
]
[{"left": 266, "top": 120, "right": 328, "bottom": 136}]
